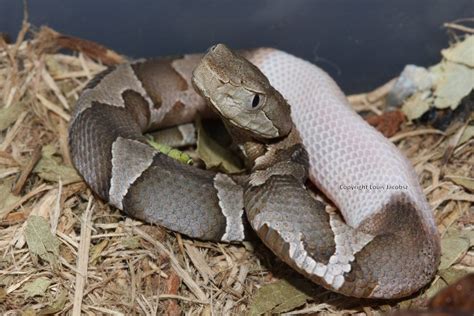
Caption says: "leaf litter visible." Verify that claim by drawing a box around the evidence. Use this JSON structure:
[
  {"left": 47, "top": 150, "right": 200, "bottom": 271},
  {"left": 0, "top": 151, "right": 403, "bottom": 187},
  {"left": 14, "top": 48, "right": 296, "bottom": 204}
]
[{"left": 0, "top": 17, "right": 472, "bottom": 315}]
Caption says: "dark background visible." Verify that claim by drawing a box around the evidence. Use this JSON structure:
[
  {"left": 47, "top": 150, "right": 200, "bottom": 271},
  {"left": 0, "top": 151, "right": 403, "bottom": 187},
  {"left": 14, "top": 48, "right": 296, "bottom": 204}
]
[{"left": 1, "top": 0, "right": 472, "bottom": 93}]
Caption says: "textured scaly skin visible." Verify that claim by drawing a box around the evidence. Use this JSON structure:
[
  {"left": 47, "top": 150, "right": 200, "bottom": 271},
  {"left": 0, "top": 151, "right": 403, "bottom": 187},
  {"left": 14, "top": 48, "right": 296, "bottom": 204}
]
[
  {"left": 69, "top": 44, "right": 440, "bottom": 299},
  {"left": 194, "top": 45, "right": 440, "bottom": 298}
]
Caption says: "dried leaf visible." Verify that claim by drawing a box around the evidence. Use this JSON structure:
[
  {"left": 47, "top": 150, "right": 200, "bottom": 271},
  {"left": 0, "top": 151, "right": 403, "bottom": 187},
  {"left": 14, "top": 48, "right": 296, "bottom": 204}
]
[
  {"left": 459, "top": 125, "right": 474, "bottom": 145},
  {"left": 89, "top": 239, "right": 108, "bottom": 264},
  {"left": 401, "top": 92, "right": 432, "bottom": 120},
  {"left": 39, "top": 291, "right": 67, "bottom": 315},
  {"left": 249, "top": 279, "right": 310, "bottom": 315},
  {"left": 121, "top": 236, "right": 141, "bottom": 250},
  {"left": 439, "top": 228, "right": 472, "bottom": 270},
  {"left": 24, "top": 215, "right": 60, "bottom": 267},
  {"left": 441, "top": 35, "right": 474, "bottom": 68},
  {"left": 23, "top": 277, "right": 51, "bottom": 298},
  {"left": 447, "top": 176, "right": 474, "bottom": 192},
  {"left": 33, "top": 144, "right": 81, "bottom": 184},
  {"left": 365, "top": 110, "right": 405, "bottom": 137},
  {"left": 438, "top": 267, "right": 472, "bottom": 284},
  {"left": 0, "top": 103, "right": 27, "bottom": 131},
  {"left": 196, "top": 118, "right": 243, "bottom": 173},
  {"left": 0, "top": 177, "right": 21, "bottom": 211},
  {"left": 432, "top": 62, "right": 474, "bottom": 109},
  {"left": 425, "top": 277, "right": 448, "bottom": 299}
]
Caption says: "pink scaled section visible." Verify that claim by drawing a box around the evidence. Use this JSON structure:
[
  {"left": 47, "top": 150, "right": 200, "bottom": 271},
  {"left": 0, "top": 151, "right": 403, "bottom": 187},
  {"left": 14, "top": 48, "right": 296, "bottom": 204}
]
[{"left": 248, "top": 49, "right": 436, "bottom": 233}]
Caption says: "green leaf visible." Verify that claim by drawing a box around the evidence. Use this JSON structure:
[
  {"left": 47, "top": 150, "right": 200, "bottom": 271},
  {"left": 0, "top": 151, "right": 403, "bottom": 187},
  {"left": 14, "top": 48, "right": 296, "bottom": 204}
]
[
  {"left": 24, "top": 216, "right": 60, "bottom": 267},
  {"left": 33, "top": 145, "right": 81, "bottom": 184},
  {"left": 249, "top": 279, "right": 311, "bottom": 315},
  {"left": 23, "top": 277, "right": 52, "bottom": 298},
  {"left": 196, "top": 118, "right": 243, "bottom": 173}
]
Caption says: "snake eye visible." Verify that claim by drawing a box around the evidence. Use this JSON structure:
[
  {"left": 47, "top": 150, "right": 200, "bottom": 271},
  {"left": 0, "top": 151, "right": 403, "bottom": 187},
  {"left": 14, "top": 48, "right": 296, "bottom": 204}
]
[{"left": 251, "top": 94, "right": 262, "bottom": 109}]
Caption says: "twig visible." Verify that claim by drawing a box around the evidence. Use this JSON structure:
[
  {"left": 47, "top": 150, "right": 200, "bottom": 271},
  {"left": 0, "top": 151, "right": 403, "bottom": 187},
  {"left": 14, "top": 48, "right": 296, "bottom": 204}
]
[
  {"left": 443, "top": 22, "right": 474, "bottom": 34},
  {"left": 132, "top": 226, "right": 208, "bottom": 303},
  {"left": 57, "top": 118, "right": 73, "bottom": 166},
  {"left": 0, "top": 111, "right": 27, "bottom": 151},
  {"left": 366, "top": 78, "right": 397, "bottom": 103},
  {"left": 157, "top": 294, "right": 209, "bottom": 304},
  {"left": 41, "top": 68, "right": 71, "bottom": 110},
  {"left": 389, "top": 129, "right": 445, "bottom": 143},
  {"left": 72, "top": 198, "right": 94, "bottom": 316},
  {"left": 12, "top": 145, "right": 42, "bottom": 195},
  {"left": 36, "top": 93, "right": 71, "bottom": 121},
  {"left": 0, "top": 184, "right": 53, "bottom": 219}
]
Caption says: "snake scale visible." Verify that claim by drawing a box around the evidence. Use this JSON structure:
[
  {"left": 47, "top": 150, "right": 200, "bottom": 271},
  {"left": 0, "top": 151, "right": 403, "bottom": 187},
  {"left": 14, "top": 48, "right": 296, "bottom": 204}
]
[{"left": 68, "top": 44, "right": 440, "bottom": 298}]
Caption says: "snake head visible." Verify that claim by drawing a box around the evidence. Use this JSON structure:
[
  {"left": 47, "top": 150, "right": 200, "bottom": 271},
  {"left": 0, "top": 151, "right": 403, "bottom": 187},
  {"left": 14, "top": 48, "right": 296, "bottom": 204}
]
[{"left": 192, "top": 43, "right": 292, "bottom": 140}]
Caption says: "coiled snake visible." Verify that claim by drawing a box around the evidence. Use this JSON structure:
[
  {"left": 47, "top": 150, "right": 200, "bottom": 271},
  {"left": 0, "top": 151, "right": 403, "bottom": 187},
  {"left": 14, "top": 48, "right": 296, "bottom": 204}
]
[{"left": 68, "top": 44, "right": 440, "bottom": 298}]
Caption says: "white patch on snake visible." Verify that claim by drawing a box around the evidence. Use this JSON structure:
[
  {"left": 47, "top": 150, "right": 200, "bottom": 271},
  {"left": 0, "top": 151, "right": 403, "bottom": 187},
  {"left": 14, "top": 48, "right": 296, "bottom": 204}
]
[
  {"left": 74, "top": 64, "right": 154, "bottom": 119},
  {"left": 252, "top": 210, "right": 373, "bottom": 290},
  {"left": 177, "top": 123, "right": 196, "bottom": 145},
  {"left": 213, "top": 173, "right": 245, "bottom": 242},
  {"left": 109, "top": 137, "right": 156, "bottom": 209}
]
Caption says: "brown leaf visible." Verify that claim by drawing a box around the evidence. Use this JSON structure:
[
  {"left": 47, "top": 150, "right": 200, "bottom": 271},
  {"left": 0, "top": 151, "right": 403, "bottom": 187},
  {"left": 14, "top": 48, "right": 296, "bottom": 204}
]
[{"left": 365, "top": 110, "right": 406, "bottom": 137}]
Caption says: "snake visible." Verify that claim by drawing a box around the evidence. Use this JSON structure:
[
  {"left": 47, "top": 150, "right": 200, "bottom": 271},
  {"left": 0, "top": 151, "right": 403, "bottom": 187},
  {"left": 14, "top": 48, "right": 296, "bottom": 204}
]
[{"left": 68, "top": 44, "right": 440, "bottom": 299}]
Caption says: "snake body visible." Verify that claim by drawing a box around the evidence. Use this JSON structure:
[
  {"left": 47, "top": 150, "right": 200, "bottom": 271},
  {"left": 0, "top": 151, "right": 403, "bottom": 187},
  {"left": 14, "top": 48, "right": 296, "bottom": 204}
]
[{"left": 69, "top": 44, "right": 440, "bottom": 298}]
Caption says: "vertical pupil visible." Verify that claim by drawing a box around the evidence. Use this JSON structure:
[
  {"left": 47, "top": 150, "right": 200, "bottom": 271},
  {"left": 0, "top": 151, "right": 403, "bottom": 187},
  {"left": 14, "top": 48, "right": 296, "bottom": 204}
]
[{"left": 252, "top": 94, "right": 260, "bottom": 108}]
